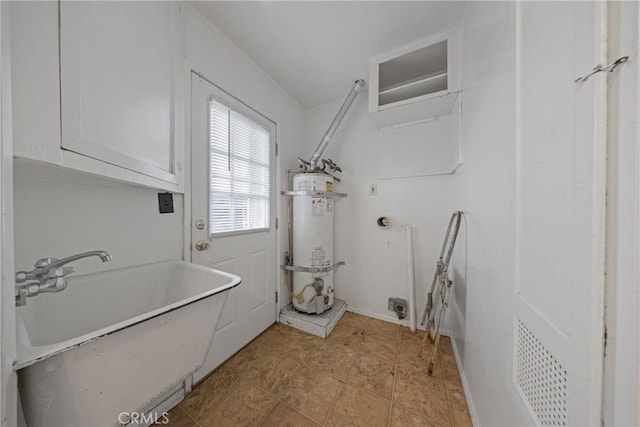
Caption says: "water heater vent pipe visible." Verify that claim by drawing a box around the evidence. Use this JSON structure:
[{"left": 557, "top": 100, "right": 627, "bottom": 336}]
[{"left": 306, "top": 79, "right": 365, "bottom": 171}]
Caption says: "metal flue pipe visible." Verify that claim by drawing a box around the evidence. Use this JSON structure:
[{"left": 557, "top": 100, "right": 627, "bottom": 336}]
[{"left": 307, "top": 79, "right": 365, "bottom": 171}]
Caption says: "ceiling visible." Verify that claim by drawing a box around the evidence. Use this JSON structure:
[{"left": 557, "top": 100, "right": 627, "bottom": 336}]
[{"left": 191, "top": 1, "right": 466, "bottom": 108}]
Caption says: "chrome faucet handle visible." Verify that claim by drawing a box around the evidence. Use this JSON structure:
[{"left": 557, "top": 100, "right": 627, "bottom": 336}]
[
  {"left": 15, "top": 264, "right": 73, "bottom": 284},
  {"left": 48, "top": 276, "right": 68, "bottom": 292},
  {"left": 34, "top": 257, "right": 55, "bottom": 268},
  {"left": 46, "top": 266, "right": 75, "bottom": 278},
  {"left": 15, "top": 271, "right": 29, "bottom": 283}
]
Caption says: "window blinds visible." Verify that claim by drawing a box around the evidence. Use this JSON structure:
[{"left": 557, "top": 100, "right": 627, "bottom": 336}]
[{"left": 209, "top": 98, "right": 271, "bottom": 235}]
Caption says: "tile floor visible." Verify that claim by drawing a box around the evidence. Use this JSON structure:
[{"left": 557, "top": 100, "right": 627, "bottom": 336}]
[{"left": 167, "top": 312, "right": 472, "bottom": 426}]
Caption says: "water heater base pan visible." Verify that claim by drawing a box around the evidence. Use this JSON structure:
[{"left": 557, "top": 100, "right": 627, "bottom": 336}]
[{"left": 278, "top": 298, "right": 346, "bottom": 338}]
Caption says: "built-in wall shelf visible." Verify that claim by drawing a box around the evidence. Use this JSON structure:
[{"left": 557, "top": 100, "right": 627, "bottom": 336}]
[
  {"left": 369, "top": 30, "right": 459, "bottom": 128},
  {"left": 373, "top": 91, "right": 458, "bottom": 130},
  {"left": 378, "top": 69, "right": 448, "bottom": 106}
]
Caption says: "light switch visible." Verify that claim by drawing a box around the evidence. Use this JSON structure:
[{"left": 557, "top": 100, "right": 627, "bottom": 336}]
[{"left": 158, "top": 192, "right": 174, "bottom": 214}]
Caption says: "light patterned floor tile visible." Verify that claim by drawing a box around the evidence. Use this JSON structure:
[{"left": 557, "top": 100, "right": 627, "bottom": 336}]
[
  {"left": 447, "top": 383, "right": 473, "bottom": 427},
  {"left": 397, "top": 340, "right": 445, "bottom": 381},
  {"left": 254, "top": 323, "right": 322, "bottom": 360},
  {"left": 325, "top": 383, "right": 391, "bottom": 427},
  {"left": 277, "top": 369, "right": 343, "bottom": 424},
  {"left": 199, "top": 381, "right": 276, "bottom": 427},
  {"left": 178, "top": 319, "right": 471, "bottom": 427},
  {"left": 305, "top": 341, "right": 357, "bottom": 380},
  {"left": 260, "top": 402, "right": 319, "bottom": 427},
  {"left": 389, "top": 404, "right": 447, "bottom": 427},
  {"left": 326, "top": 320, "right": 364, "bottom": 348},
  {"left": 393, "top": 367, "right": 451, "bottom": 425},
  {"left": 161, "top": 406, "right": 199, "bottom": 426},
  {"left": 179, "top": 362, "right": 238, "bottom": 421},
  {"left": 248, "top": 349, "right": 301, "bottom": 393},
  {"left": 345, "top": 353, "right": 395, "bottom": 399},
  {"left": 357, "top": 331, "right": 399, "bottom": 363}
]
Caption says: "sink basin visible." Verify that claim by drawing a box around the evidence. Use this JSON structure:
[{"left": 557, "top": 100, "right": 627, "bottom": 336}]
[{"left": 15, "top": 260, "right": 240, "bottom": 426}]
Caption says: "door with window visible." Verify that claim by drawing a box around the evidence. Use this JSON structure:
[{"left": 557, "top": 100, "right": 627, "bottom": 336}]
[{"left": 191, "top": 73, "right": 276, "bottom": 376}]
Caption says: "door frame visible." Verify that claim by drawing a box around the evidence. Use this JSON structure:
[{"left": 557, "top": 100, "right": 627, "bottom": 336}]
[
  {"left": 182, "top": 62, "right": 281, "bottom": 343},
  {"left": 1, "top": 2, "right": 18, "bottom": 425},
  {"left": 602, "top": 2, "right": 640, "bottom": 424}
]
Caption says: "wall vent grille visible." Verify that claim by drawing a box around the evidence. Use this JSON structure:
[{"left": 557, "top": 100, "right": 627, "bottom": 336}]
[{"left": 516, "top": 318, "right": 568, "bottom": 425}]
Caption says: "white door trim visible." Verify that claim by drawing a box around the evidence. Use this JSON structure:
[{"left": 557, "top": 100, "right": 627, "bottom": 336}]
[
  {"left": 182, "top": 63, "right": 282, "bottom": 271},
  {"left": 1, "top": 3, "right": 18, "bottom": 424},
  {"left": 187, "top": 70, "right": 278, "bottom": 380}
]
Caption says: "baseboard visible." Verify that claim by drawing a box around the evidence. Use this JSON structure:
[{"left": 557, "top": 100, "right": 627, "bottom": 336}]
[
  {"left": 344, "top": 305, "right": 462, "bottom": 340},
  {"left": 451, "top": 337, "right": 480, "bottom": 426},
  {"left": 346, "top": 305, "right": 430, "bottom": 330},
  {"left": 438, "top": 327, "right": 453, "bottom": 337}
]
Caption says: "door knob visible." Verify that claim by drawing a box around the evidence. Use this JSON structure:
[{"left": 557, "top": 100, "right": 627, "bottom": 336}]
[{"left": 195, "top": 240, "right": 211, "bottom": 251}]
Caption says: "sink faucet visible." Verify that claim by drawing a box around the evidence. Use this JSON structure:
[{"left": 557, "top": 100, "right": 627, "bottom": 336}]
[{"left": 15, "top": 250, "right": 113, "bottom": 306}]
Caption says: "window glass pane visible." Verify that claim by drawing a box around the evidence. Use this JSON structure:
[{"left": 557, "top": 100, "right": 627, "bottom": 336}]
[{"left": 209, "top": 98, "right": 271, "bottom": 235}]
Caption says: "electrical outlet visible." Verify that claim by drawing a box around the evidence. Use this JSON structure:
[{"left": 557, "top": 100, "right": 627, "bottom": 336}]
[{"left": 369, "top": 184, "right": 377, "bottom": 196}]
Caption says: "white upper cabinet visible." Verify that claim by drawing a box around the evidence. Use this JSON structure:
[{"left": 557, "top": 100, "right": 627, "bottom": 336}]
[
  {"left": 369, "top": 30, "right": 460, "bottom": 128},
  {"left": 10, "top": 1, "right": 185, "bottom": 192}
]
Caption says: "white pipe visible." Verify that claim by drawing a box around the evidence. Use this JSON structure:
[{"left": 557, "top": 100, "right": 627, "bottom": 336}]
[
  {"left": 406, "top": 225, "right": 416, "bottom": 333},
  {"left": 307, "top": 79, "right": 365, "bottom": 171}
]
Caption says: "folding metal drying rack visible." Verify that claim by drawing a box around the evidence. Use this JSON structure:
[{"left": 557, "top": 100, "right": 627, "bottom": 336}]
[{"left": 418, "top": 211, "right": 462, "bottom": 375}]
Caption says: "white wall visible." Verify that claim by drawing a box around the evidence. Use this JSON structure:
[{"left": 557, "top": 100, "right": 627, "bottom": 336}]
[
  {"left": 184, "top": 4, "right": 307, "bottom": 315},
  {"left": 449, "top": 2, "right": 522, "bottom": 425},
  {"left": 304, "top": 94, "right": 454, "bottom": 325},
  {"left": 13, "top": 161, "right": 184, "bottom": 275},
  {"left": 603, "top": 2, "right": 640, "bottom": 425}
]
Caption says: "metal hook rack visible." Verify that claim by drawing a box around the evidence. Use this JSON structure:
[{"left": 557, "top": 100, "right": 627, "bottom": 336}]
[{"left": 575, "top": 56, "right": 629, "bottom": 83}]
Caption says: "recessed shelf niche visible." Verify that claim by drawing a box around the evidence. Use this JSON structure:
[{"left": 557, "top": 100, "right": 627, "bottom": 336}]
[
  {"left": 378, "top": 40, "right": 448, "bottom": 108},
  {"left": 369, "top": 30, "right": 459, "bottom": 128}
]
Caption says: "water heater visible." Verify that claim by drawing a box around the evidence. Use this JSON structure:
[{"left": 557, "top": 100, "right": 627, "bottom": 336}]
[
  {"left": 283, "top": 80, "right": 364, "bottom": 316},
  {"left": 292, "top": 173, "right": 335, "bottom": 313}
]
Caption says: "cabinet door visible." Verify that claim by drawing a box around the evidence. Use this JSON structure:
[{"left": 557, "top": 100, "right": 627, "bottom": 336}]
[
  {"left": 60, "top": 1, "right": 183, "bottom": 185},
  {"left": 10, "top": 1, "right": 61, "bottom": 160}
]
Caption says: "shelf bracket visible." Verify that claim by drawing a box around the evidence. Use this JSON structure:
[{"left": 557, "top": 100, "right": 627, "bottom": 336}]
[{"left": 280, "top": 262, "right": 346, "bottom": 274}]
